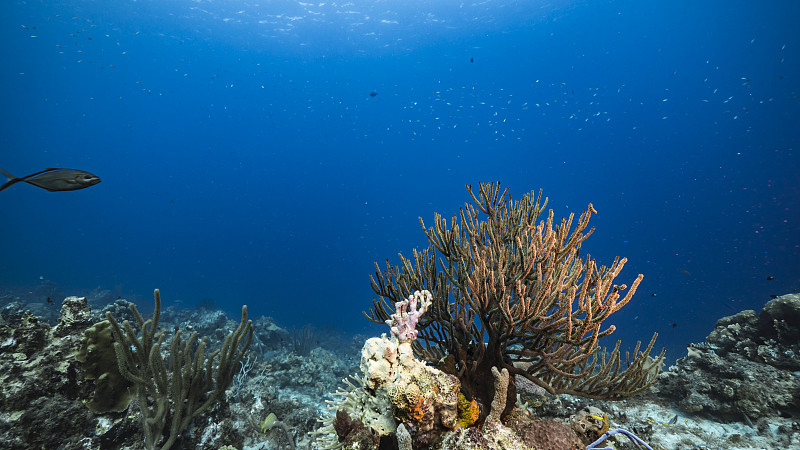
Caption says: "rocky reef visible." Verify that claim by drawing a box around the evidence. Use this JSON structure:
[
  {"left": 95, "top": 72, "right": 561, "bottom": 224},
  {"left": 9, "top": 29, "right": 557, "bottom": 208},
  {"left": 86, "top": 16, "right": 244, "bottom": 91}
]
[
  {"left": 555, "top": 292, "right": 800, "bottom": 449},
  {"left": 313, "top": 333, "right": 590, "bottom": 450},
  {"left": 312, "top": 293, "right": 800, "bottom": 450},
  {"left": 1, "top": 289, "right": 798, "bottom": 449},
  {"left": 0, "top": 292, "right": 351, "bottom": 449},
  {"left": 652, "top": 293, "right": 800, "bottom": 445},
  {"left": 0, "top": 296, "right": 97, "bottom": 449}
]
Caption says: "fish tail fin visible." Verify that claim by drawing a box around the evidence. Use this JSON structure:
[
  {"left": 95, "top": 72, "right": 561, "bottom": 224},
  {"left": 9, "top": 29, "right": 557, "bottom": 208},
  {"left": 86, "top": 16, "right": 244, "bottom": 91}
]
[{"left": 0, "top": 169, "right": 21, "bottom": 193}]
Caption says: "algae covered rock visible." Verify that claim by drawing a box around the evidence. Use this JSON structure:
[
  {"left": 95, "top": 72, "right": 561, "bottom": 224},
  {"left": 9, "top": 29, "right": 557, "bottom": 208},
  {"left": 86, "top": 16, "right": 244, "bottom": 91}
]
[
  {"left": 0, "top": 299, "right": 97, "bottom": 449},
  {"left": 757, "top": 293, "right": 800, "bottom": 369},
  {"left": 53, "top": 296, "right": 93, "bottom": 337}
]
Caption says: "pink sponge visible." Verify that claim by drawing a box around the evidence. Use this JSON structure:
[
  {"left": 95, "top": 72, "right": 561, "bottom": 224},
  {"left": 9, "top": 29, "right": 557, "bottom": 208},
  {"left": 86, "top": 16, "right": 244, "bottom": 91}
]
[{"left": 386, "top": 290, "right": 432, "bottom": 343}]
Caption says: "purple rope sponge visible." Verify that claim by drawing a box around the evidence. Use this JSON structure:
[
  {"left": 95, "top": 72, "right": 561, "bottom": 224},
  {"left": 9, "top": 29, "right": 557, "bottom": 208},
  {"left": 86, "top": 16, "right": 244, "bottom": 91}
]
[{"left": 586, "top": 428, "right": 654, "bottom": 450}]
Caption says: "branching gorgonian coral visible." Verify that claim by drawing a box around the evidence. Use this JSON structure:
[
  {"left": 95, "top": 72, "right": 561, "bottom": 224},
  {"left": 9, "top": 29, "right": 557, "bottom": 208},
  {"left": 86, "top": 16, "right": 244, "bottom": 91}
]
[{"left": 365, "top": 182, "right": 664, "bottom": 423}]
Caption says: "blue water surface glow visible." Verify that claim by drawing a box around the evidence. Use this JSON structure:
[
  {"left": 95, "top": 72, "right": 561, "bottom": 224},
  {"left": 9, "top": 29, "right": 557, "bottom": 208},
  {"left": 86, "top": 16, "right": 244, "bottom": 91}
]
[{"left": 1, "top": 0, "right": 798, "bottom": 364}]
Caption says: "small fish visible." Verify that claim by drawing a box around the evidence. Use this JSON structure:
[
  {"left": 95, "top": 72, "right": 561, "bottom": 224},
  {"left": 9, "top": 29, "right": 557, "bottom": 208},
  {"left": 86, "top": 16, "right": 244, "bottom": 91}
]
[
  {"left": 668, "top": 414, "right": 678, "bottom": 425},
  {"left": 0, "top": 168, "right": 101, "bottom": 193},
  {"left": 723, "top": 302, "right": 736, "bottom": 310},
  {"left": 740, "top": 410, "right": 755, "bottom": 428}
]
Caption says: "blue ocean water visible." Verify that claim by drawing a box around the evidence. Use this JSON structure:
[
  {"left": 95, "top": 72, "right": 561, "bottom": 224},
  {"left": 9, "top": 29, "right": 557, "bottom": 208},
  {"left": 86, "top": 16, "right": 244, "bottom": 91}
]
[{"left": 1, "top": 0, "right": 797, "bottom": 365}]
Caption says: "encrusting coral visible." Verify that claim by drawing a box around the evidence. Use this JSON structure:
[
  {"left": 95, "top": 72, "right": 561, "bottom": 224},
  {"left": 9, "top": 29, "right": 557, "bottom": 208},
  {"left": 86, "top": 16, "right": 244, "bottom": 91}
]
[
  {"left": 456, "top": 392, "right": 480, "bottom": 428},
  {"left": 366, "top": 182, "right": 665, "bottom": 423}
]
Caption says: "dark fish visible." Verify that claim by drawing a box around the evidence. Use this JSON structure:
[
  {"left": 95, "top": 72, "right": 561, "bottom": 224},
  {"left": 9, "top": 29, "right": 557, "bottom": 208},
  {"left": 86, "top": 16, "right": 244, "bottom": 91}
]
[
  {"left": 766, "top": 276, "right": 774, "bottom": 281},
  {"left": 369, "top": 92, "right": 377, "bottom": 97},
  {"left": 470, "top": 57, "right": 474, "bottom": 63},
  {"left": 0, "top": 168, "right": 101, "bottom": 193}
]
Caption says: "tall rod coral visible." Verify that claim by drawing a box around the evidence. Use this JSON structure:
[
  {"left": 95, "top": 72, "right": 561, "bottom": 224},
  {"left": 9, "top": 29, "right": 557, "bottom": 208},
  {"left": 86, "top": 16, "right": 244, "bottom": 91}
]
[
  {"left": 366, "top": 182, "right": 664, "bottom": 422},
  {"left": 106, "top": 289, "right": 253, "bottom": 450}
]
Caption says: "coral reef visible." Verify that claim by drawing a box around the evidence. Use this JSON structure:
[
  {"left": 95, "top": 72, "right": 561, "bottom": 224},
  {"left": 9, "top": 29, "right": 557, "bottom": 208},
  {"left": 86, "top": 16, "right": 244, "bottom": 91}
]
[
  {"left": 106, "top": 289, "right": 254, "bottom": 450},
  {"left": 556, "top": 292, "right": 800, "bottom": 449},
  {"left": 366, "top": 182, "right": 664, "bottom": 424},
  {"left": 569, "top": 406, "right": 609, "bottom": 444},
  {"left": 3, "top": 282, "right": 797, "bottom": 449},
  {"left": 315, "top": 290, "right": 593, "bottom": 450},
  {"left": 75, "top": 319, "right": 136, "bottom": 413},
  {"left": 0, "top": 293, "right": 276, "bottom": 449},
  {"left": 0, "top": 297, "right": 94, "bottom": 449},
  {"left": 656, "top": 293, "right": 800, "bottom": 423},
  {"left": 313, "top": 331, "right": 461, "bottom": 448}
]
